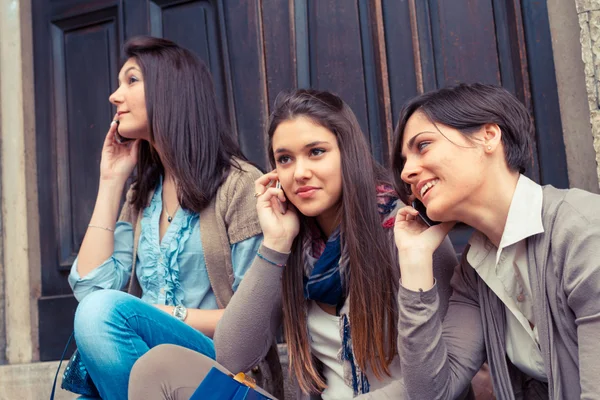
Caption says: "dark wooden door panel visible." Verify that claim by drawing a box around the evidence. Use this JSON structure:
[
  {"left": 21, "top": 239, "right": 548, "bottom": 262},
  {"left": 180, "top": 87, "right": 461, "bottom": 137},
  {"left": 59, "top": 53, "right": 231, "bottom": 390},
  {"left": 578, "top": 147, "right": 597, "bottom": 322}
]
[
  {"left": 33, "top": 0, "right": 568, "bottom": 360},
  {"left": 262, "top": 0, "right": 295, "bottom": 115},
  {"left": 149, "top": 1, "right": 230, "bottom": 114},
  {"left": 428, "top": 0, "right": 501, "bottom": 87},
  {"left": 220, "top": 0, "right": 270, "bottom": 166},
  {"left": 34, "top": 0, "right": 124, "bottom": 360},
  {"left": 61, "top": 16, "right": 120, "bottom": 269}
]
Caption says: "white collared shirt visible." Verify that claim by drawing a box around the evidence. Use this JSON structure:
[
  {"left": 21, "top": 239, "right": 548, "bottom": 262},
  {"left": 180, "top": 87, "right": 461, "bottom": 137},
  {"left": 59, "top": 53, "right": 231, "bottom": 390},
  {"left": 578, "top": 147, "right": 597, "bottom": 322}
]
[{"left": 467, "top": 174, "right": 547, "bottom": 381}]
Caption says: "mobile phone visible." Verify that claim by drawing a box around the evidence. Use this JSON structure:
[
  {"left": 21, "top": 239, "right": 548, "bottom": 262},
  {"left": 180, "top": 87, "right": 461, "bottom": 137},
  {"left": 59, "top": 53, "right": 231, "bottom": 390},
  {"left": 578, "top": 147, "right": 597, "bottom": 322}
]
[
  {"left": 275, "top": 181, "right": 287, "bottom": 214},
  {"left": 113, "top": 120, "right": 133, "bottom": 144},
  {"left": 411, "top": 199, "right": 440, "bottom": 227}
]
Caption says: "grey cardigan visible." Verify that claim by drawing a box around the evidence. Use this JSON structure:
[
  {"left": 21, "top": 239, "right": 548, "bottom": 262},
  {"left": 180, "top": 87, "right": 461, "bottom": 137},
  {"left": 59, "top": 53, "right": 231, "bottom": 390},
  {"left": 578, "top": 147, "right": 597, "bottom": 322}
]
[
  {"left": 398, "top": 186, "right": 600, "bottom": 400},
  {"left": 214, "top": 234, "right": 458, "bottom": 399}
]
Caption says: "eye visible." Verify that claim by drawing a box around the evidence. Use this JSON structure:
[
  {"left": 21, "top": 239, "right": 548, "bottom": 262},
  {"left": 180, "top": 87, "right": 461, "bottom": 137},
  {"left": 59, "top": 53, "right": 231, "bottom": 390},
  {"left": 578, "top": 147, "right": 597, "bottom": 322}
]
[
  {"left": 128, "top": 75, "right": 139, "bottom": 85},
  {"left": 276, "top": 155, "right": 292, "bottom": 165},
  {"left": 309, "top": 148, "right": 325, "bottom": 157},
  {"left": 416, "top": 141, "right": 431, "bottom": 152}
]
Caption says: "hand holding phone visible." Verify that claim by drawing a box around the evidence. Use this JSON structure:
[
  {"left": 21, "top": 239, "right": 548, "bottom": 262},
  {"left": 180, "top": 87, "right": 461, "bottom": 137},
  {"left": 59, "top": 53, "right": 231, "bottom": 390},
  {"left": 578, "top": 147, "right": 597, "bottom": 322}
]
[
  {"left": 411, "top": 199, "right": 440, "bottom": 227},
  {"left": 113, "top": 120, "right": 133, "bottom": 144},
  {"left": 274, "top": 181, "right": 287, "bottom": 214}
]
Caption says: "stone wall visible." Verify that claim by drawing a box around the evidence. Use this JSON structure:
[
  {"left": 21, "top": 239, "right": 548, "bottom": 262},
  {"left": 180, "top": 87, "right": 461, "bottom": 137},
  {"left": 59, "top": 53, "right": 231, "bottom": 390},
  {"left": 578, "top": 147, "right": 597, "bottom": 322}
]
[{"left": 577, "top": 0, "right": 600, "bottom": 185}]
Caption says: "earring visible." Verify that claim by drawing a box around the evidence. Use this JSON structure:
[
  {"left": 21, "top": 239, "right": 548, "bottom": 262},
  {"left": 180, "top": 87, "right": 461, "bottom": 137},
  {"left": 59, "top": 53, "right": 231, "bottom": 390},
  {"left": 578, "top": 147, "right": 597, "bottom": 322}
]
[{"left": 487, "top": 145, "right": 492, "bottom": 151}]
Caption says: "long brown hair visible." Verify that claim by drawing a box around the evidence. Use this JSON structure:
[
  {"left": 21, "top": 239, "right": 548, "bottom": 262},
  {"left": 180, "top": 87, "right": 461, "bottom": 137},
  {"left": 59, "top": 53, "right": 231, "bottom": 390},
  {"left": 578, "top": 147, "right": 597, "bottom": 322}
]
[
  {"left": 268, "top": 90, "right": 399, "bottom": 394},
  {"left": 124, "top": 36, "right": 247, "bottom": 212}
]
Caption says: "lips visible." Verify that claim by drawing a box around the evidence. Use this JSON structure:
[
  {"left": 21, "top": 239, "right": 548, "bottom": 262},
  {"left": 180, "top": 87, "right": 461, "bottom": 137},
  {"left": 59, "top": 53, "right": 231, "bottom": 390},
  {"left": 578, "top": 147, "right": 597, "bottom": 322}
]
[
  {"left": 116, "top": 111, "right": 128, "bottom": 117},
  {"left": 417, "top": 178, "right": 439, "bottom": 199},
  {"left": 295, "top": 186, "right": 319, "bottom": 199}
]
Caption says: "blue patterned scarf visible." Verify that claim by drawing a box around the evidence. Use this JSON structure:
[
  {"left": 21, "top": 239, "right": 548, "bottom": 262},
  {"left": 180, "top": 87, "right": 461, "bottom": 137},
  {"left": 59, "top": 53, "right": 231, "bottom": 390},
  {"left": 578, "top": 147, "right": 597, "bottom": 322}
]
[
  {"left": 301, "top": 186, "right": 399, "bottom": 395},
  {"left": 302, "top": 226, "right": 347, "bottom": 313}
]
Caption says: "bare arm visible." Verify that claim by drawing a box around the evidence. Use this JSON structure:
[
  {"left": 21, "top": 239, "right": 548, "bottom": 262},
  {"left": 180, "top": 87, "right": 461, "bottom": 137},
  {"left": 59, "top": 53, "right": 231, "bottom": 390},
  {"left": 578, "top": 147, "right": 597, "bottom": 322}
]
[
  {"left": 76, "top": 120, "right": 140, "bottom": 277},
  {"left": 154, "top": 305, "right": 225, "bottom": 338},
  {"left": 77, "top": 180, "right": 126, "bottom": 277}
]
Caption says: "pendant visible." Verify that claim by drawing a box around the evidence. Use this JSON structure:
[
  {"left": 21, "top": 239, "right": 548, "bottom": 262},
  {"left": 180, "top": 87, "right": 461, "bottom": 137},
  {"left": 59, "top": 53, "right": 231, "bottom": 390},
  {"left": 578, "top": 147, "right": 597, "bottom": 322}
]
[{"left": 167, "top": 216, "right": 173, "bottom": 223}]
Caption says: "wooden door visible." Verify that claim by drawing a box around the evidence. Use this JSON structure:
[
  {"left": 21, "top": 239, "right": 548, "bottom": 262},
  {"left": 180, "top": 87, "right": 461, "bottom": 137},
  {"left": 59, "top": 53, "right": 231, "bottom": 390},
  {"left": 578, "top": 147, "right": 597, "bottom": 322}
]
[{"left": 33, "top": 0, "right": 567, "bottom": 360}]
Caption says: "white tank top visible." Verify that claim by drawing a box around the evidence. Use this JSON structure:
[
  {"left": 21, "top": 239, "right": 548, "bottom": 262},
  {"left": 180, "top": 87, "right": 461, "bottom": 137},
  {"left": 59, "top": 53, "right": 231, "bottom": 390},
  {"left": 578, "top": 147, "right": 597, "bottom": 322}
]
[{"left": 307, "top": 301, "right": 354, "bottom": 400}]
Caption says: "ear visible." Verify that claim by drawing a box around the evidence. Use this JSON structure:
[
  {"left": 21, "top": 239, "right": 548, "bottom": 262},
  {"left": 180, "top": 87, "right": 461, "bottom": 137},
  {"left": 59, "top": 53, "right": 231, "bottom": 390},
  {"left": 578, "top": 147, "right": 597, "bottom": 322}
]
[{"left": 482, "top": 123, "right": 501, "bottom": 153}]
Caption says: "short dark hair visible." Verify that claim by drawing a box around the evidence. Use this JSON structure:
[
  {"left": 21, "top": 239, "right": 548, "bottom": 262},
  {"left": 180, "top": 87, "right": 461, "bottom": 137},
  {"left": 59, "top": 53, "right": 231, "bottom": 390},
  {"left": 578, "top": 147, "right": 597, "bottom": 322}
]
[
  {"left": 391, "top": 83, "right": 534, "bottom": 200},
  {"left": 124, "top": 36, "right": 246, "bottom": 213},
  {"left": 268, "top": 89, "right": 398, "bottom": 393}
]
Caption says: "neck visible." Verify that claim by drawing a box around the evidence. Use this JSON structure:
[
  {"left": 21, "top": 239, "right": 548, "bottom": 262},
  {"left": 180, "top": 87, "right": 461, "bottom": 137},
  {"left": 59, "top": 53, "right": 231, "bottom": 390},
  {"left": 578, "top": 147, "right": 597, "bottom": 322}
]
[
  {"left": 456, "top": 172, "right": 520, "bottom": 247},
  {"left": 316, "top": 207, "right": 341, "bottom": 239}
]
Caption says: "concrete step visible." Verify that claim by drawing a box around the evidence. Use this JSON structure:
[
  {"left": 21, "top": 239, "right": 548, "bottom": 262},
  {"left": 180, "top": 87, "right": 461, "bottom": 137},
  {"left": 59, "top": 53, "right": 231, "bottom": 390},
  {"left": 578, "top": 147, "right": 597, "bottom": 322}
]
[
  {"left": 0, "top": 360, "right": 73, "bottom": 400},
  {"left": 0, "top": 345, "right": 293, "bottom": 400}
]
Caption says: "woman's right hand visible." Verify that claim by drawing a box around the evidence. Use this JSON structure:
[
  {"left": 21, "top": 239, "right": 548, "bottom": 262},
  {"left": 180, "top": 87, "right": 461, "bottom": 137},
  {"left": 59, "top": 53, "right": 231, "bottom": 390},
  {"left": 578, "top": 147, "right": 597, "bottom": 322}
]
[
  {"left": 99, "top": 115, "right": 141, "bottom": 184},
  {"left": 255, "top": 171, "right": 300, "bottom": 253}
]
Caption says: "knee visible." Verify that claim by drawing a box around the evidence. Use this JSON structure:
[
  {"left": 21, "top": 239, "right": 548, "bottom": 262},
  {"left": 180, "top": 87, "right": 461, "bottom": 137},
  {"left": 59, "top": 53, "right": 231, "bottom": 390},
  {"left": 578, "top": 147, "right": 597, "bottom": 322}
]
[
  {"left": 74, "top": 289, "right": 130, "bottom": 341},
  {"left": 131, "top": 344, "right": 176, "bottom": 380},
  {"left": 129, "top": 344, "right": 179, "bottom": 399}
]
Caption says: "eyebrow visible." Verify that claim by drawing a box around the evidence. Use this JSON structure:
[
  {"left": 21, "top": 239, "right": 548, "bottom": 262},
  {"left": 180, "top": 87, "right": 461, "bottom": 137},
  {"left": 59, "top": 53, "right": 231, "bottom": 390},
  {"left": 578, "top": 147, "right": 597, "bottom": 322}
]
[{"left": 274, "top": 140, "right": 329, "bottom": 154}]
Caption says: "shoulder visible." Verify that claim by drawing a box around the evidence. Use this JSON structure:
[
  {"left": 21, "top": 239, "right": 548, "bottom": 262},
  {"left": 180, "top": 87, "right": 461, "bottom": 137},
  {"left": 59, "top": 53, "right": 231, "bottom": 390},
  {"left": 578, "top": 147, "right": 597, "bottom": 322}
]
[
  {"left": 220, "top": 159, "right": 263, "bottom": 197},
  {"left": 543, "top": 186, "right": 600, "bottom": 242},
  {"left": 215, "top": 159, "right": 263, "bottom": 243}
]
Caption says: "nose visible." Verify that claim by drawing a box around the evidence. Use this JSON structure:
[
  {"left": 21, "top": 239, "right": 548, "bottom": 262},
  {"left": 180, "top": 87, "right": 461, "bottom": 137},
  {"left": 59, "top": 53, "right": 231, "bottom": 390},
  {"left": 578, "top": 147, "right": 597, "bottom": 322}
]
[
  {"left": 400, "top": 155, "right": 421, "bottom": 187},
  {"left": 109, "top": 86, "right": 123, "bottom": 105},
  {"left": 293, "top": 158, "right": 312, "bottom": 182}
]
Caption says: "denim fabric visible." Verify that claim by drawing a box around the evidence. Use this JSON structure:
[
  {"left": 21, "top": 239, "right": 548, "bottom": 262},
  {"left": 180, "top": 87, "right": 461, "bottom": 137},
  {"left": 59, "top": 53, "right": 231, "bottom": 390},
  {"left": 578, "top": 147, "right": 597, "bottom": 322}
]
[{"left": 74, "top": 289, "right": 215, "bottom": 400}]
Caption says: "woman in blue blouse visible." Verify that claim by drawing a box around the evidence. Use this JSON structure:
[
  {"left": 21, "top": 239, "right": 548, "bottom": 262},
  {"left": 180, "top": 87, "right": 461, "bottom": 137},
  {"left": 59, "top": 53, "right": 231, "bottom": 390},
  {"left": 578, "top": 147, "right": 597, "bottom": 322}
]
[{"left": 68, "top": 36, "right": 263, "bottom": 399}]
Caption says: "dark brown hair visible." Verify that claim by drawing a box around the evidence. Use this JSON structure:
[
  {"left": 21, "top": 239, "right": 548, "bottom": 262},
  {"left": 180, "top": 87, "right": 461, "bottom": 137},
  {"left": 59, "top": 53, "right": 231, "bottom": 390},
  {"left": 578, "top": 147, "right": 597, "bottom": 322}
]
[
  {"left": 268, "top": 89, "right": 399, "bottom": 394},
  {"left": 124, "top": 36, "right": 247, "bottom": 212},
  {"left": 391, "top": 82, "right": 534, "bottom": 201}
]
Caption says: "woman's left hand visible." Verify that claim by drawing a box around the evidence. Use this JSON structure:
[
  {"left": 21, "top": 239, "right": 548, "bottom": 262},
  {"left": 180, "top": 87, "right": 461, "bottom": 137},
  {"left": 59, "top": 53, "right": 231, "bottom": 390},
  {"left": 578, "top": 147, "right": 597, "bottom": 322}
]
[
  {"left": 393, "top": 205, "right": 455, "bottom": 290},
  {"left": 393, "top": 206, "right": 455, "bottom": 258}
]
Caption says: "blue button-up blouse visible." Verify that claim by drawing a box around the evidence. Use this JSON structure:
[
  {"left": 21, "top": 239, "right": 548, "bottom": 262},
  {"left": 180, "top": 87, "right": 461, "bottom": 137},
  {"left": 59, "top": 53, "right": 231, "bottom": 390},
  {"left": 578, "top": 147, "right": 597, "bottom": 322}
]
[{"left": 68, "top": 179, "right": 262, "bottom": 309}]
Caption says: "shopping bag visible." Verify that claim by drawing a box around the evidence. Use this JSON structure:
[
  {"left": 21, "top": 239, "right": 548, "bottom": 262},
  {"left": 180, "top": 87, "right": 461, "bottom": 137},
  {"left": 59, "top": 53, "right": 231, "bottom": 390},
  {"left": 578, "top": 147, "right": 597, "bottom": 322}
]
[{"left": 190, "top": 367, "right": 270, "bottom": 400}]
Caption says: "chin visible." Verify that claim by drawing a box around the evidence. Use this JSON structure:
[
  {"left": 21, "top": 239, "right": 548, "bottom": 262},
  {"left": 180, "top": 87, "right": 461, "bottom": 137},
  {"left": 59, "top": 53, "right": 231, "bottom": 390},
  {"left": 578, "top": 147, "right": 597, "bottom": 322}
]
[
  {"left": 424, "top": 200, "right": 446, "bottom": 222},
  {"left": 291, "top": 203, "right": 322, "bottom": 218}
]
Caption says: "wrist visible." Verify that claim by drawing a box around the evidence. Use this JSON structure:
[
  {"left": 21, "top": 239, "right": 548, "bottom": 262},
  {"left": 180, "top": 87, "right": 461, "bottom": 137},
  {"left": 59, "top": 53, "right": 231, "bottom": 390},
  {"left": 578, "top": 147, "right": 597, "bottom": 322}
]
[
  {"left": 98, "top": 178, "right": 126, "bottom": 193},
  {"left": 257, "top": 243, "right": 290, "bottom": 268},
  {"left": 397, "top": 252, "right": 434, "bottom": 291},
  {"left": 262, "top": 238, "right": 293, "bottom": 254},
  {"left": 173, "top": 305, "right": 187, "bottom": 322}
]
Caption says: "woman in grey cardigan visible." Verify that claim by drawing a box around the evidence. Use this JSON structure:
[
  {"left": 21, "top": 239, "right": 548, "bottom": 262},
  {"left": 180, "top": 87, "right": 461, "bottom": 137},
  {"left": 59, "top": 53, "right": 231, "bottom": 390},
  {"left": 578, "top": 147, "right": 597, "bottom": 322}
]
[
  {"left": 392, "top": 82, "right": 600, "bottom": 399},
  {"left": 128, "top": 89, "right": 458, "bottom": 399}
]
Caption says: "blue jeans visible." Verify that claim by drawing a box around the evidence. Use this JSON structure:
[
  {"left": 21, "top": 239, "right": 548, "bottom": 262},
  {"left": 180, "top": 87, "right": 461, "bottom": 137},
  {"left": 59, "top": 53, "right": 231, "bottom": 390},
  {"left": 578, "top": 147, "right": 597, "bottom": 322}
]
[{"left": 73, "top": 289, "right": 215, "bottom": 400}]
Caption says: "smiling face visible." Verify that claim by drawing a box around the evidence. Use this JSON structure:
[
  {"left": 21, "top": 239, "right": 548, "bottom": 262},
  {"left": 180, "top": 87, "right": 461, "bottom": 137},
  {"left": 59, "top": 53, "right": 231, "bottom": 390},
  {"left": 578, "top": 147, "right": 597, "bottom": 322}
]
[
  {"left": 272, "top": 117, "right": 343, "bottom": 234},
  {"left": 400, "top": 111, "right": 488, "bottom": 222},
  {"left": 109, "top": 58, "right": 149, "bottom": 140}
]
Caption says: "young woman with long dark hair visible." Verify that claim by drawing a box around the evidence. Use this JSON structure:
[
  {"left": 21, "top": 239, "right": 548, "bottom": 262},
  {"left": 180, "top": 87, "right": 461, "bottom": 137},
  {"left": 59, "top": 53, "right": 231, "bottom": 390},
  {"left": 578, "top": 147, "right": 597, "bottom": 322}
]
[
  {"left": 68, "top": 36, "right": 265, "bottom": 399},
  {"left": 392, "top": 83, "right": 600, "bottom": 399},
  {"left": 127, "top": 89, "right": 459, "bottom": 399}
]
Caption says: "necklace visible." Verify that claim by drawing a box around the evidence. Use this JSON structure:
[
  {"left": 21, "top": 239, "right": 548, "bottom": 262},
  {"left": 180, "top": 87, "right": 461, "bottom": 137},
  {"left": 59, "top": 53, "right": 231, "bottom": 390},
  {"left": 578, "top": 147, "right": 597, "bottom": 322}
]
[{"left": 164, "top": 203, "right": 180, "bottom": 223}]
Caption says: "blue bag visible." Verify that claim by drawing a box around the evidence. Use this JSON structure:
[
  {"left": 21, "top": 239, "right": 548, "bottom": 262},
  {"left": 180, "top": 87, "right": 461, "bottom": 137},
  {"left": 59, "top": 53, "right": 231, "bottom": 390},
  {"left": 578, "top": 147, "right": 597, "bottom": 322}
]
[
  {"left": 50, "top": 332, "right": 100, "bottom": 399},
  {"left": 191, "top": 367, "right": 270, "bottom": 400}
]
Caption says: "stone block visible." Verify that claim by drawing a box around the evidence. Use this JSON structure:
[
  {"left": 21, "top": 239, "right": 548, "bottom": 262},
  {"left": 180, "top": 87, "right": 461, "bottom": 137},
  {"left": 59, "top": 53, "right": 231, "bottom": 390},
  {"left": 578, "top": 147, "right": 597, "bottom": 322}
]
[
  {"left": 577, "top": 0, "right": 600, "bottom": 13},
  {"left": 591, "top": 109, "right": 600, "bottom": 186},
  {"left": 579, "top": 14, "right": 595, "bottom": 77}
]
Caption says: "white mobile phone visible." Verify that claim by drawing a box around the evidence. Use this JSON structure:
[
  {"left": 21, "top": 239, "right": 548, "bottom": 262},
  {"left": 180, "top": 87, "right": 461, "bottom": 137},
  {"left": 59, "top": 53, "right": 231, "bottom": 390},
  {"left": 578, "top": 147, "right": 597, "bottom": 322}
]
[{"left": 275, "top": 181, "right": 287, "bottom": 214}]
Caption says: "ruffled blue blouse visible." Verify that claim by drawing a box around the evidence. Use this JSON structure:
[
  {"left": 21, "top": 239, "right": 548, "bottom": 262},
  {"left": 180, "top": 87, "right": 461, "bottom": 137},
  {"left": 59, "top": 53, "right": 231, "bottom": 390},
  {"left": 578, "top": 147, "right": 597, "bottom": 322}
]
[{"left": 69, "top": 178, "right": 262, "bottom": 309}]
